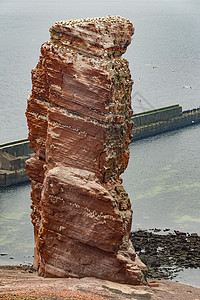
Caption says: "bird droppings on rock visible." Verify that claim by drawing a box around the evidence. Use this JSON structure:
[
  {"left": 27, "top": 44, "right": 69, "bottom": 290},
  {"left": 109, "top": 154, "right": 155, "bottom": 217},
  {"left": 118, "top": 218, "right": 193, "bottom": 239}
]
[{"left": 25, "top": 16, "right": 147, "bottom": 284}]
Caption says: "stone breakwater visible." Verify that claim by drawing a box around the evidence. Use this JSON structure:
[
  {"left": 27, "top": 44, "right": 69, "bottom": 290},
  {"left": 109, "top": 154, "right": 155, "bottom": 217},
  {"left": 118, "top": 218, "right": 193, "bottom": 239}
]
[
  {"left": 0, "top": 139, "right": 32, "bottom": 187},
  {"left": 132, "top": 106, "right": 200, "bottom": 141},
  {"left": 1, "top": 106, "right": 199, "bottom": 187},
  {"left": 25, "top": 16, "right": 147, "bottom": 284}
]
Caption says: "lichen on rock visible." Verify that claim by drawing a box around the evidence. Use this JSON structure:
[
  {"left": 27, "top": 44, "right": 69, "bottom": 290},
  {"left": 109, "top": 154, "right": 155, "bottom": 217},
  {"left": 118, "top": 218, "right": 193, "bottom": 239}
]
[{"left": 26, "top": 15, "right": 147, "bottom": 284}]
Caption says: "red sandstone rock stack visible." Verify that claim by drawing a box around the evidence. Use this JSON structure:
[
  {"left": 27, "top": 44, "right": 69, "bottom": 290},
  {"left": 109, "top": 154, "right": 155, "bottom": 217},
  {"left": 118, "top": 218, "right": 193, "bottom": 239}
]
[{"left": 26, "top": 16, "right": 146, "bottom": 284}]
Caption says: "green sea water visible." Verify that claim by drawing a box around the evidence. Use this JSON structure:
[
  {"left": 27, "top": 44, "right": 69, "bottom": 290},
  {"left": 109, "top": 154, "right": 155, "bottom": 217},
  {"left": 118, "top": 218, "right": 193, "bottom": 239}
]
[{"left": 122, "top": 124, "right": 200, "bottom": 234}]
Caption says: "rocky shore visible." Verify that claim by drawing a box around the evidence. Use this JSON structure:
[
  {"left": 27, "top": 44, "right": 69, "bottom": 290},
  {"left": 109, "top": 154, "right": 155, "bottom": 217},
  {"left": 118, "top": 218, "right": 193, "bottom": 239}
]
[
  {"left": 131, "top": 229, "right": 200, "bottom": 280},
  {"left": 0, "top": 229, "right": 199, "bottom": 298},
  {"left": 0, "top": 265, "right": 200, "bottom": 299}
]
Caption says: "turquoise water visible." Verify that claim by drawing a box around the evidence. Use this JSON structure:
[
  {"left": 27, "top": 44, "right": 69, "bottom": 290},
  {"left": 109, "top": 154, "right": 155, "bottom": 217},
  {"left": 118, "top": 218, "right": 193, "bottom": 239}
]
[{"left": 0, "top": 0, "right": 200, "bottom": 287}]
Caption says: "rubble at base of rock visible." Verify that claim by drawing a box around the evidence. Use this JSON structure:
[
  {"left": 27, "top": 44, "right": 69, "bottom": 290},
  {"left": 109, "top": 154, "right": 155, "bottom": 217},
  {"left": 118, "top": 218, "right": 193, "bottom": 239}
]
[{"left": 26, "top": 15, "right": 147, "bottom": 284}]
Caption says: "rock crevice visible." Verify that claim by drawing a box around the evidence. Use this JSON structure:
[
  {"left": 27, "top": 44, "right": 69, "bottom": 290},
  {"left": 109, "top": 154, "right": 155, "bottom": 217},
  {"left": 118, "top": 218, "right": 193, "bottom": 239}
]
[{"left": 26, "top": 15, "right": 146, "bottom": 284}]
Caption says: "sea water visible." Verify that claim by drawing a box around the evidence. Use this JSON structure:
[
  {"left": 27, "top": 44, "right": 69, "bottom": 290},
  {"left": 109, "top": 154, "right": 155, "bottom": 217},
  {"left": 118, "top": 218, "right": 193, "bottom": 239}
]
[
  {"left": 0, "top": 0, "right": 200, "bottom": 144},
  {"left": 0, "top": 0, "right": 200, "bottom": 287}
]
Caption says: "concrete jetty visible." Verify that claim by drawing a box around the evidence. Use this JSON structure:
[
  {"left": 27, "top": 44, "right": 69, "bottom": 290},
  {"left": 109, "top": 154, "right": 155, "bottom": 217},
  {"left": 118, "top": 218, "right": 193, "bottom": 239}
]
[
  {"left": 132, "top": 105, "right": 200, "bottom": 141},
  {"left": 0, "top": 139, "right": 33, "bottom": 187},
  {"left": 0, "top": 105, "right": 200, "bottom": 187}
]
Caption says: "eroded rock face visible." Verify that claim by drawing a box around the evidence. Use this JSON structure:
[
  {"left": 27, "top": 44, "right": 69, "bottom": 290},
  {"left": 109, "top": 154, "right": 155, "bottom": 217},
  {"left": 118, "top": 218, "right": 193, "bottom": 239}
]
[{"left": 26, "top": 16, "right": 146, "bottom": 284}]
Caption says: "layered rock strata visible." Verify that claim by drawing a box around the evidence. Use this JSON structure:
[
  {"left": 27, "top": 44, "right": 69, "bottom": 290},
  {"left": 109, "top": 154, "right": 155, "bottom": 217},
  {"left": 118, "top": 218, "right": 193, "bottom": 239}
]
[{"left": 26, "top": 16, "right": 146, "bottom": 284}]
